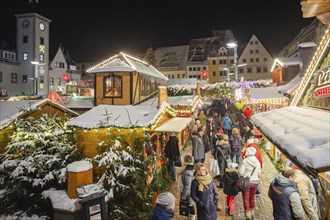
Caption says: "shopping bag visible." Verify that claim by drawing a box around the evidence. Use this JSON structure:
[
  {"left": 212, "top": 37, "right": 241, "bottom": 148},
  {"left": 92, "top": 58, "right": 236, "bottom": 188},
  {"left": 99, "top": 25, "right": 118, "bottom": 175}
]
[
  {"left": 235, "top": 176, "right": 250, "bottom": 192},
  {"left": 179, "top": 199, "right": 189, "bottom": 216},
  {"left": 174, "top": 156, "right": 182, "bottom": 167},
  {"left": 209, "top": 158, "right": 220, "bottom": 176}
]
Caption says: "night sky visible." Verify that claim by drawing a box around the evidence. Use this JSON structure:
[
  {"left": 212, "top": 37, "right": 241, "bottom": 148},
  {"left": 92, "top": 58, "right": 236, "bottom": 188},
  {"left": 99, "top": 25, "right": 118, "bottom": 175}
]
[{"left": 1, "top": 0, "right": 314, "bottom": 63}]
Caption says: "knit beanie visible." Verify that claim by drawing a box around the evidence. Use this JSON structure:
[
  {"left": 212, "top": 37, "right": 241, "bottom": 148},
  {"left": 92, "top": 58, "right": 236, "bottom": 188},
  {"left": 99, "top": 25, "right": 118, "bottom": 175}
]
[
  {"left": 156, "top": 192, "right": 175, "bottom": 210},
  {"left": 246, "top": 147, "right": 257, "bottom": 156}
]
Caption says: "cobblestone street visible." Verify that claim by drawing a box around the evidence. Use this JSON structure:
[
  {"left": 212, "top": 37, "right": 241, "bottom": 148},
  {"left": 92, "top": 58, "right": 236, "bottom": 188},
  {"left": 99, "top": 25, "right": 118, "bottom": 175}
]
[{"left": 168, "top": 140, "right": 279, "bottom": 220}]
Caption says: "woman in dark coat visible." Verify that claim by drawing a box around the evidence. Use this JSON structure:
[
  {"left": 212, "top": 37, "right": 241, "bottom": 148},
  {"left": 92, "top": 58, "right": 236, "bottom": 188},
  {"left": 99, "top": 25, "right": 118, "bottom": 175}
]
[
  {"left": 190, "top": 163, "right": 218, "bottom": 220},
  {"left": 164, "top": 133, "right": 180, "bottom": 181},
  {"left": 214, "top": 134, "right": 231, "bottom": 188}
]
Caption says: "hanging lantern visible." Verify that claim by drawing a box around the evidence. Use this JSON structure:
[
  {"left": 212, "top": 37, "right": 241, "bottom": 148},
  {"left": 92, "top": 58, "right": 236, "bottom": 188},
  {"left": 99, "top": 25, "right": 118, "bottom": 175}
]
[{"left": 201, "top": 70, "right": 208, "bottom": 79}]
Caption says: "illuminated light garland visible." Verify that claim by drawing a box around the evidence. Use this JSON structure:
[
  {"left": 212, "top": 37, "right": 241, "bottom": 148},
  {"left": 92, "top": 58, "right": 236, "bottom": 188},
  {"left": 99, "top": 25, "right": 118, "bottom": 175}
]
[{"left": 291, "top": 26, "right": 330, "bottom": 106}]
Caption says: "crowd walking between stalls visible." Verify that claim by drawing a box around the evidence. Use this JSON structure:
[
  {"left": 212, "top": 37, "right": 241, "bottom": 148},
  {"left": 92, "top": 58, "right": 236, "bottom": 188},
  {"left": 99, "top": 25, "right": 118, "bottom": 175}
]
[{"left": 153, "top": 98, "right": 321, "bottom": 220}]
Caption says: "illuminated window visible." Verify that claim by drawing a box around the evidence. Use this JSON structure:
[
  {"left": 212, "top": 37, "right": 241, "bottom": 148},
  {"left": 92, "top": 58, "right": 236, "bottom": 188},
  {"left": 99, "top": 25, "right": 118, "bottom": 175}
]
[
  {"left": 23, "top": 52, "right": 28, "bottom": 61},
  {"left": 104, "top": 75, "right": 122, "bottom": 97}
]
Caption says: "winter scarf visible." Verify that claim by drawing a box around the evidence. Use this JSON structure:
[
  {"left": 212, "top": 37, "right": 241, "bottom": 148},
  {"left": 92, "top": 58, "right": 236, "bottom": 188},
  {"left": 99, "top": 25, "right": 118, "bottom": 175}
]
[{"left": 196, "top": 172, "right": 212, "bottom": 192}]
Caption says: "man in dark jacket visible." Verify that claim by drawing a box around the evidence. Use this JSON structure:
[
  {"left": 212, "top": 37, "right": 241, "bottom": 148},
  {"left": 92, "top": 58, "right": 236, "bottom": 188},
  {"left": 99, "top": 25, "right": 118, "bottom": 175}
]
[
  {"left": 268, "top": 168, "right": 305, "bottom": 220},
  {"left": 164, "top": 133, "right": 180, "bottom": 181}
]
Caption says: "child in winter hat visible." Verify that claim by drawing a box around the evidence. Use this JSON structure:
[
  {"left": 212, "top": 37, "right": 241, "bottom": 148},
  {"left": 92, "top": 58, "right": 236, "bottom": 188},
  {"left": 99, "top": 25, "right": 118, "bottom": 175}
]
[
  {"left": 156, "top": 192, "right": 176, "bottom": 210},
  {"left": 150, "top": 192, "right": 175, "bottom": 219}
]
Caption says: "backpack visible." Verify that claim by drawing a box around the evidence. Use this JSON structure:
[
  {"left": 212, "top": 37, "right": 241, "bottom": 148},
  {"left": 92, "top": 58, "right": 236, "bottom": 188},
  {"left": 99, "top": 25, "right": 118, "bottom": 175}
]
[{"left": 231, "top": 136, "right": 241, "bottom": 152}]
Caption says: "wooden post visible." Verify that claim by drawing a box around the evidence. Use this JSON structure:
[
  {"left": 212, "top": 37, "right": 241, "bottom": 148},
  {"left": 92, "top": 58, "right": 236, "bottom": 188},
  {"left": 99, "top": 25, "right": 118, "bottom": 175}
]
[{"left": 67, "top": 161, "right": 93, "bottom": 199}]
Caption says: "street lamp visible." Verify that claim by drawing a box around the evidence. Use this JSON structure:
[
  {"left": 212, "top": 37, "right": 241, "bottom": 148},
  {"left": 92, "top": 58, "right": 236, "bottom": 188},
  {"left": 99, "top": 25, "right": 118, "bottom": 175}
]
[
  {"left": 226, "top": 42, "right": 247, "bottom": 82},
  {"left": 226, "top": 42, "right": 239, "bottom": 82},
  {"left": 30, "top": 61, "right": 46, "bottom": 95}
]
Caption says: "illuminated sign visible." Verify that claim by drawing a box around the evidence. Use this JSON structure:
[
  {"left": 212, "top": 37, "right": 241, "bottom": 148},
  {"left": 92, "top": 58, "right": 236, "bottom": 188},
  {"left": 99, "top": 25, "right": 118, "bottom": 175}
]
[
  {"left": 315, "top": 86, "right": 330, "bottom": 98},
  {"left": 314, "top": 66, "right": 330, "bottom": 98}
]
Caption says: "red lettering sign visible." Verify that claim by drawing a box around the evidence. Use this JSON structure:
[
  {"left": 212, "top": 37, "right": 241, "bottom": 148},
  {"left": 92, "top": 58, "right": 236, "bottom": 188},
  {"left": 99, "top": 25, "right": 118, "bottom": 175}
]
[{"left": 315, "top": 86, "right": 330, "bottom": 98}]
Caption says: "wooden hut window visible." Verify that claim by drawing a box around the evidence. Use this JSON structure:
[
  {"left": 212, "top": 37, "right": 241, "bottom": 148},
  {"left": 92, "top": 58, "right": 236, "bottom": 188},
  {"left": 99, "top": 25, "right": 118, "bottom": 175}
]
[{"left": 104, "top": 75, "right": 122, "bottom": 97}]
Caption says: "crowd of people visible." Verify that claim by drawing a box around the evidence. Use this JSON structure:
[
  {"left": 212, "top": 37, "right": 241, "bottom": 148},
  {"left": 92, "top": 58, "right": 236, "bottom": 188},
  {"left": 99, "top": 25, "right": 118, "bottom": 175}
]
[{"left": 149, "top": 98, "right": 320, "bottom": 220}]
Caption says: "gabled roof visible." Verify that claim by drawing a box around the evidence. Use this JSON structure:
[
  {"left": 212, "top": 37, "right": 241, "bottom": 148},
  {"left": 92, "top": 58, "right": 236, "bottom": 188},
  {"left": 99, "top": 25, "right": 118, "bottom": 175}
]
[
  {"left": 86, "top": 52, "right": 168, "bottom": 80},
  {"left": 0, "top": 98, "right": 79, "bottom": 129},
  {"left": 67, "top": 102, "right": 176, "bottom": 129},
  {"left": 271, "top": 57, "right": 300, "bottom": 71},
  {"left": 155, "top": 45, "right": 189, "bottom": 71}
]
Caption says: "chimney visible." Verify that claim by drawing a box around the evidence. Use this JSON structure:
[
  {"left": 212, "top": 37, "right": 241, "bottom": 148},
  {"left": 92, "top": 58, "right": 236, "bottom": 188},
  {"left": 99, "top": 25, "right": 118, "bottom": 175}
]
[{"left": 158, "top": 86, "right": 168, "bottom": 109}]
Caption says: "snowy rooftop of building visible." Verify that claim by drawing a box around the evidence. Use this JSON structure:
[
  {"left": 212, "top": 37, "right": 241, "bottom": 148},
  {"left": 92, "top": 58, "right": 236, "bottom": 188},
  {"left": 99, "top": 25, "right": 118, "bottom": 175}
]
[
  {"left": 251, "top": 106, "right": 330, "bottom": 174},
  {"left": 86, "top": 52, "right": 168, "bottom": 81},
  {"left": 271, "top": 57, "right": 300, "bottom": 71},
  {"left": 67, "top": 102, "right": 173, "bottom": 129}
]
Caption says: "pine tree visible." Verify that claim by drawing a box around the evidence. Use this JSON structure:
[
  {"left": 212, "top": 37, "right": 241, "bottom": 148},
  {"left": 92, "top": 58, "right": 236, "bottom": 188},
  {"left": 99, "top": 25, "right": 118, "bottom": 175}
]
[
  {"left": 143, "top": 47, "right": 156, "bottom": 67},
  {"left": 91, "top": 133, "right": 152, "bottom": 219},
  {"left": 0, "top": 114, "right": 82, "bottom": 217}
]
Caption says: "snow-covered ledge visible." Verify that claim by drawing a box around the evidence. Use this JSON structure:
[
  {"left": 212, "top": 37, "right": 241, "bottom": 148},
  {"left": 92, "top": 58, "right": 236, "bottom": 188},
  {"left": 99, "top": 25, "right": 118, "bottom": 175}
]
[
  {"left": 42, "top": 189, "right": 81, "bottom": 212},
  {"left": 67, "top": 160, "right": 93, "bottom": 172}
]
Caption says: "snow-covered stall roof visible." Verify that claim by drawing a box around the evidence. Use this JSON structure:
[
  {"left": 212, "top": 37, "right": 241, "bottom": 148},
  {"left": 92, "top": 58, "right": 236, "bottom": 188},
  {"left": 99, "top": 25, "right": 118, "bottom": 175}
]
[
  {"left": 238, "top": 87, "right": 288, "bottom": 101},
  {"left": 276, "top": 73, "right": 302, "bottom": 94},
  {"left": 137, "top": 95, "right": 201, "bottom": 108},
  {"left": 0, "top": 99, "right": 79, "bottom": 129},
  {"left": 165, "top": 78, "right": 197, "bottom": 86},
  {"left": 67, "top": 102, "right": 175, "bottom": 129},
  {"left": 271, "top": 57, "right": 300, "bottom": 71},
  {"left": 86, "top": 52, "right": 168, "bottom": 81},
  {"left": 251, "top": 106, "right": 330, "bottom": 174},
  {"left": 154, "top": 117, "right": 192, "bottom": 133}
]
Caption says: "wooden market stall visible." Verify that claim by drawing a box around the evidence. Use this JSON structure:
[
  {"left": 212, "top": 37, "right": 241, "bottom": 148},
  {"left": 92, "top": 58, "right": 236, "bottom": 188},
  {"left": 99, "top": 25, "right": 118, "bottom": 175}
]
[
  {"left": 236, "top": 87, "right": 289, "bottom": 114},
  {"left": 86, "top": 52, "right": 168, "bottom": 106},
  {"left": 0, "top": 98, "right": 79, "bottom": 152}
]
